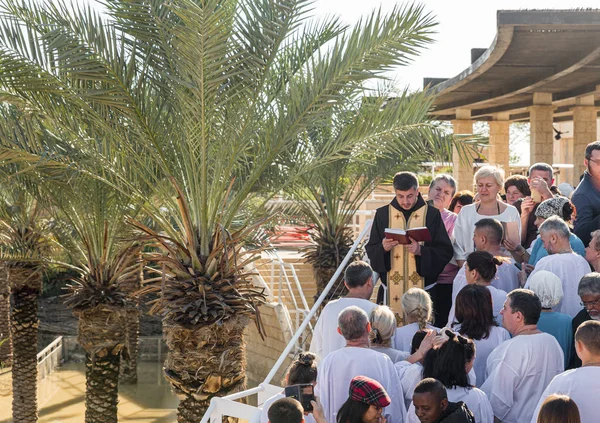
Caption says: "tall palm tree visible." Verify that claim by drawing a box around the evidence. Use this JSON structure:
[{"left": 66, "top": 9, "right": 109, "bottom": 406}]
[
  {"left": 0, "top": 262, "right": 11, "bottom": 366},
  {"left": 0, "top": 1, "right": 441, "bottom": 421},
  {"left": 0, "top": 190, "right": 52, "bottom": 423}
]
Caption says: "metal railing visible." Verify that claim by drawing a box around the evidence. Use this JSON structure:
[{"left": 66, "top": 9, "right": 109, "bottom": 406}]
[
  {"left": 37, "top": 336, "right": 63, "bottom": 382},
  {"left": 199, "top": 219, "right": 373, "bottom": 423}
]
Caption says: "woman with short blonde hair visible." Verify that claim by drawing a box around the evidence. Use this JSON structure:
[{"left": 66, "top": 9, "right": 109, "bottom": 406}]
[{"left": 452, "top": 165, "right": 521, "bottom": 267}]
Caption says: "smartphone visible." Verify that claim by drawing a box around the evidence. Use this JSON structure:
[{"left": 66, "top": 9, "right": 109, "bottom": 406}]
[{"left": 284, "top": 383, "right": 314, "bottom": 412}]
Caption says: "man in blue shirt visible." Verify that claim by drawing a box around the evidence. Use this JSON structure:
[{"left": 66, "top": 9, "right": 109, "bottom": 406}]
[{"left": 572, "top": 141, "right": 600, "bottom": 247}]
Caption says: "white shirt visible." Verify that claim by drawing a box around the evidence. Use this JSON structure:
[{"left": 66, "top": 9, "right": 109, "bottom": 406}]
[
  {"left": 448, "top": 284, "right": 507, "bottom": 327},
  {"left": 481, "top": 333, "right": 564, "bottom": 423},
  {"left": 453, "top": 203, "right": 521, "bottom": 261},
  {"left": 393, "top": 323, "right": 438, "bottom": 352},
  {"left": 526, "top": 252, "right": 591, "bottom": 317},
  {"left": 407, "top": 386, "right": 494, "bottom": 423},
  {"left": 316, "top": 347, "right": 407, "bottom": 423},
  {"left": 260, "top": 393, "right": 317, "bottom": 423},
  {"left": 309, "top": 297, "right": 377, "bottom": 361},
  {"left": 530, "top": 367, "right": 600, "bottom": 423},
  {"left": 453, "top": 325, "right": 511, "bottom": 388}
]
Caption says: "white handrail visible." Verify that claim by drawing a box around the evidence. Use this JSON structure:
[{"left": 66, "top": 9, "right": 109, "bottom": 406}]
[{"left": 199, "top": 219, "right": 373, "bottom": 423}]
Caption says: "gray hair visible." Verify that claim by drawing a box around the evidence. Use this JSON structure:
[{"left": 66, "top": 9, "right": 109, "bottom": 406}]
[
  {"left": 369, "top": 306, "right": 396, "bottom": 346},
  {"left": 538, "top": 216, "right": 570, "bottom": 240},
  {"left": 578, "top": 273, "right": 600, "bottom": 297},
  {"left": 528, "top": 162, "right": 554, "bottom": 180},
  {"left": 429, "top": 174, "right": 457, "bottom": 195},
  {"left": 474, "top": 165, "right": 504, "bottom": 188},
  {"left": 338, "top": 306, "right": 369, "bottom": 341}
]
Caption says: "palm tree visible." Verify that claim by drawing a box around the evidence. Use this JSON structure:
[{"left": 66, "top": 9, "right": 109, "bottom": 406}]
[
  {"left": 0, "top": 189, "right": 52, "bottom": 423},
  {"left": 0, "top": 1, "right": 440, "bottom": 421},
  {"left": 0, "top": 263, "right": 11, "bottom": 366}
]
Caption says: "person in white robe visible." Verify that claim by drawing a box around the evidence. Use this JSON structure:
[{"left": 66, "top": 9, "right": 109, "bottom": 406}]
[
  {"left": 315, "top": 306, "right": 406, "bottom": 423},
  {"left": 530, "top": 320, "right": 600, "bottom": 423},
  {"left": 260, "top": 353, "right": 318, "bottom": 423},
  {"left": 393, "top": 288, "right": 438, "bottom": 352},
  {"left": 482, "top": 289, "right": 564, "bottom": 423},
  {"left": 448, "top": 249, "right": 509, "bottom": 327},
  {"left": 310, "top": 261, "right": 377, "bottom": 361},
  {"left": 525, "top": 217, "right": 591, "bottom": 317}
]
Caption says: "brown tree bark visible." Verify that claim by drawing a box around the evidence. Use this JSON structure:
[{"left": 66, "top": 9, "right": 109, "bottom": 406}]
[{"left": 10, "top": 266, "right": 42, "bottom": 423}]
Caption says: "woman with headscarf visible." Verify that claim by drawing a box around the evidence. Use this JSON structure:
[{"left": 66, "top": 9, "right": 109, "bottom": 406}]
[
  {"left": 505, "top": 196, "right": 585, "bottom": 266},
  {"left": 528, "top": 270, "right": 573, "bottom": 367}
]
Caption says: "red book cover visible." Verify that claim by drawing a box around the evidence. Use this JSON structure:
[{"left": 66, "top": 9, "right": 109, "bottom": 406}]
[{"left": 384, "top": 227, "right": 431, "bottom": 245}]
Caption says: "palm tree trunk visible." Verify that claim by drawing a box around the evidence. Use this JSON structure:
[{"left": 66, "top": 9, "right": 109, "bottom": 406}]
[
  {"left": 0, "top": 263, "right": 12, "bottom": 367},
  {"left": 10, "top": 266, "right": 42, "bottom": 423},
  {"left": 119, "top": 308, "right": 140, "bottom": 384},
  {"left": 75, "top": 305, "right": 127, "bottom": 423},
  {"left": 163, "top": 315, "right": 249, "bottom": 423}
]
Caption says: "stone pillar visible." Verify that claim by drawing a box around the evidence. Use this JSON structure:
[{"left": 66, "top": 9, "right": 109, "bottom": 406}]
[
  {"left": 452, "top": 109, "right": 476, "bottom": 191},
  {"left": 572, "top": 95, "right": 597, "bottom": 185},
  {"left": 488, "top": 113, "right": 511, "bottom": 175},
  {"left": 529, "top": 92, "right": 554, "bottom": 166}
]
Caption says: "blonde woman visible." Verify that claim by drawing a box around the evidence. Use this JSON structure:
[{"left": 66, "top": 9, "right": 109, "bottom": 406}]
[
  {"left": 393, "top": 288, "right": 438, "bottom": 352},
  {"left": 369, "top": 306, "right": 410, "bottom": 363},
  {"left": 453, "top": 166, "right": 521, "bottom": 267}
]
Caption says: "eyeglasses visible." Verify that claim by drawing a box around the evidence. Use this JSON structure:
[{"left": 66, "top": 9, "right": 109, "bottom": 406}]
[
  {"left": 581, "top": 298, "right": 600, "bottom": 308},
  {"left": 587, "top": 157, "right": 600, "bottom": 165}
]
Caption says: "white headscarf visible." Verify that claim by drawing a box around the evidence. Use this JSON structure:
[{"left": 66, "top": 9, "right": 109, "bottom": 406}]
[{"left": 528, "top": 270, "right": 564, "bottom": 309}]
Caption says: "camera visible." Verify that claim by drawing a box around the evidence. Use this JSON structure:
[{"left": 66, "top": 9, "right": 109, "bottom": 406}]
[{"left": 284, "top": 383, "right": 314, "bottom": 412}]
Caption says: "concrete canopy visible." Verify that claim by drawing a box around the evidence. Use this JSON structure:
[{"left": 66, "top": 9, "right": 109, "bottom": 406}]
[{"left": 426, "top": 10, "right": 600, "bottom": 122}]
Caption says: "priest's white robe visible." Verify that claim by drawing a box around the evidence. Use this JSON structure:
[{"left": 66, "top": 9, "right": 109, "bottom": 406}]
[
  {"left": 393, "top": 323, "right": 438, "bottom": 352},
  {"left": 530, "top": 367, "right": 600, "bottom": 423},
  {"left": 309, "top": 297, "right": 377, "bottom": 361},
  {"left": 316, "top": 347, "right": 407, "bottom": 423},
  {"left": 481, "top": 333, "right": 564, "bottom": 423},
  {"left": 406, "top": 386, "right": 494, "bottom": 423},
  {"left": 526, "top": 253, "right": 591, "bottom": 317}
]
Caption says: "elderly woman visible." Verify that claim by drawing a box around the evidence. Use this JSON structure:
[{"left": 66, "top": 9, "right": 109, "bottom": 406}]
[
  {"left": 427, "top": 174, "right": 459, "bottom": 326},
  {"left": 506, "top": 197, "right": 585, "bottom": 266},
  {"left": 452, "top": 166, "right": 521, "bottom": 267},
  {"left": 369, "top": 306, "right": 410, "bottom": 363},
  {"left": 528, "top": 271, "right": 573, "bottom": 368},
  {"left": 504, "top": 175, "right": 531, "bottom": 206}
]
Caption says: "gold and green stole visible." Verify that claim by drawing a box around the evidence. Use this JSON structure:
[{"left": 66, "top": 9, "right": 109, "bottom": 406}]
[{"left": 388, "top": 203, "right": 427, "bottom": 325}]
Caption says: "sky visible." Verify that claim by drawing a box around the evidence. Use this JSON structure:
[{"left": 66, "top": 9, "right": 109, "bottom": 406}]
[{"left": 312, "top": 0, "right": 600, "bottom": 91}]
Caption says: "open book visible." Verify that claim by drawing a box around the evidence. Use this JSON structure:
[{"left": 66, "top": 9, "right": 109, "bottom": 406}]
[{"left": 384, "top": 227, "right": 431, "bottom": 245}]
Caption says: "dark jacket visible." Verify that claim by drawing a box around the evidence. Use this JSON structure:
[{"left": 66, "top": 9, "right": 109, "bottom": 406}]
[
  {"left": 568, "top": 308, "right": 591, "bottom": 369},
  {"left": 436, "top": 401, "right": 475, "bottom": 423},
  {"left": 572, "top": 171, "right": 600, "bottom": 247}
]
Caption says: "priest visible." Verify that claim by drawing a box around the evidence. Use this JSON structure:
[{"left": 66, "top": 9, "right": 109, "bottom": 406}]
[{"left": 366, "top": 171, "right": 453, "bottom": 324}]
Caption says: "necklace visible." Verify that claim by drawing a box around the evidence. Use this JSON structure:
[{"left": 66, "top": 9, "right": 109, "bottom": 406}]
[{"left": 583, "top": 361, "right": 600, "bottom": 367}]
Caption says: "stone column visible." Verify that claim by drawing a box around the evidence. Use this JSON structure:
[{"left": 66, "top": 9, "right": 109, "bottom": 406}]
[
  {"left": 488, "top": 113, "right": 511, "bottom": 175},
  {"left": 572, "top": 95, "right": 597, "bottom": 185},
  {"left": 529, "top": 92, "right": 554, "bottom": 166},
  {"left": 452, "top": 109, "right": 476, "bottom": 191}
]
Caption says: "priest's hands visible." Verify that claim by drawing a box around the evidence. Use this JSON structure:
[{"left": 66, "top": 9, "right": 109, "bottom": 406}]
[
  {"left": 407, "top": 238, "right": 421, "bottom": 256},
  {"left": 382, "top": 238, "right": 399, "bottom": 251}
]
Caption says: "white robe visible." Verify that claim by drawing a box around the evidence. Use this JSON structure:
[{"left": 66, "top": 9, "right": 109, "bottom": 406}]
[
  {"left": 448, "top": 283, "right": 507, "bottom": 327},
  {"left": 481, "top": 333, "right": 564, "bottom": 423},
  {"left": 453, "top": 325, "right": 511, "bottom": 388},
  {"left": 260, "top": 393, "right": 317, "bottom": 423},
  {"left": 309, "top": 297, "right": 377, "bottom": 361},
  {"left": 526, "top": 252, "right": 591, "bottom": 317},
  {"left": 530, "top": 367, "right": 600, "bottom": 423},
  {"left": 395, "top": 361, "right": 477, "bottom": 410},
  {"left": 407, "top": 386, "right": 494, "bottom": 423},
  {"left": 393, "top": 323, "right": 438, "bottom": 352},
  {"left": 316, "top": 347, "right": 407, "bottom": 423},
  {"left": 452, "top": 204, "right": 521, "bottom": 261}
]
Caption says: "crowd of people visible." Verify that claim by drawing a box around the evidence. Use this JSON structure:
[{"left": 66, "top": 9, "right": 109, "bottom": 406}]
[{"left": 263, "top": 141, "right": 600, "bottom": 423}]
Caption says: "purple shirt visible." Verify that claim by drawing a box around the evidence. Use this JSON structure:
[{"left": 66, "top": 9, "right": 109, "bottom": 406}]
[{"left": 437, "top": 209, "right": 458, "bottom": 284}]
